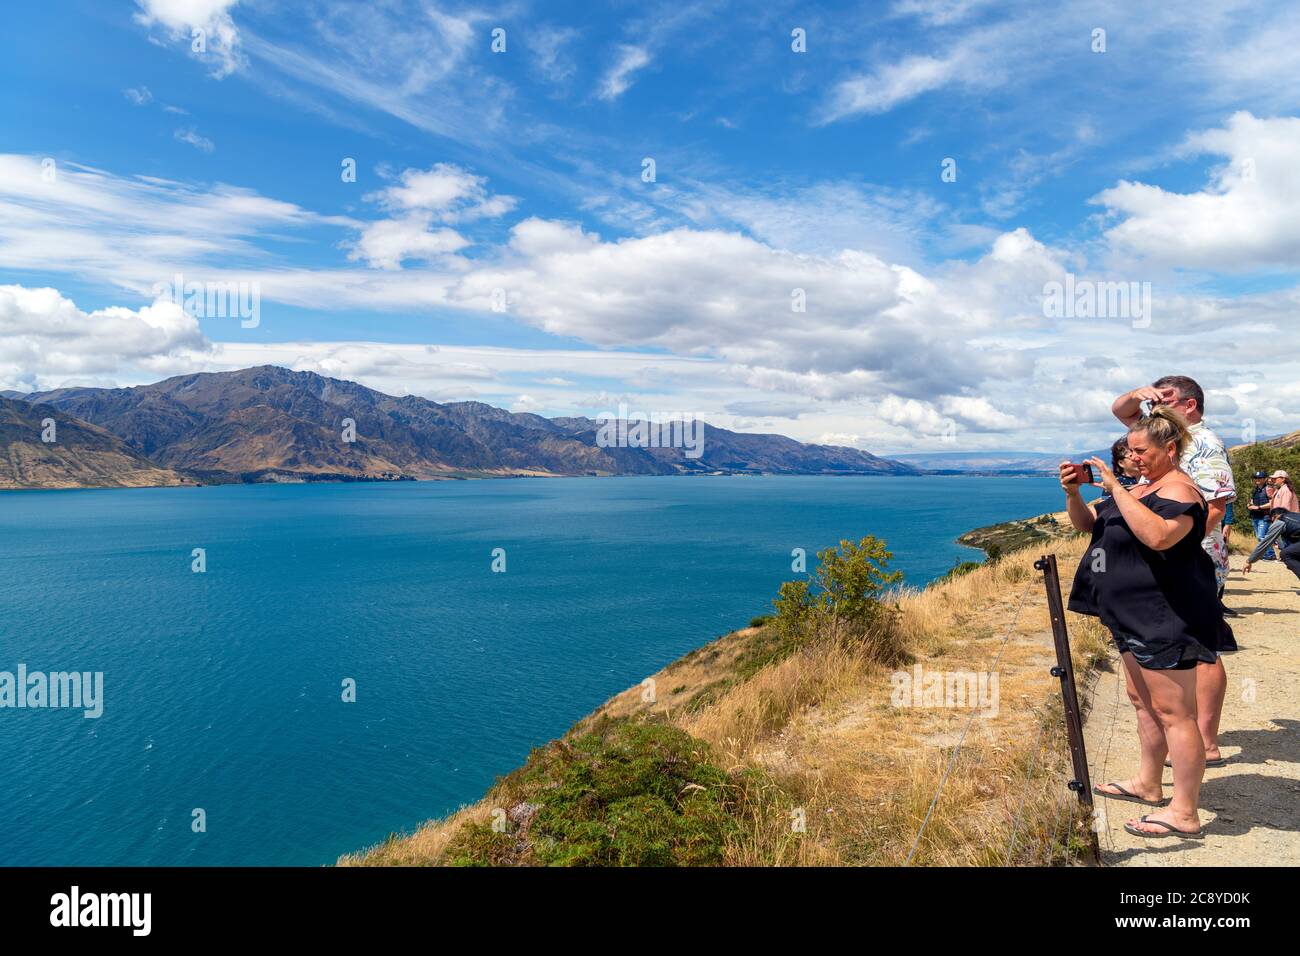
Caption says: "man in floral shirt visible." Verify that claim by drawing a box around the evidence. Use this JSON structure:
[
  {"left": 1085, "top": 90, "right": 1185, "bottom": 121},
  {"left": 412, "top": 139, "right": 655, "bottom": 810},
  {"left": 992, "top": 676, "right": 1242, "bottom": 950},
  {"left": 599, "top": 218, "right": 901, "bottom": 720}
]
[{"left": 1112, "top": 375, "right": 1235, "bottom": 766}]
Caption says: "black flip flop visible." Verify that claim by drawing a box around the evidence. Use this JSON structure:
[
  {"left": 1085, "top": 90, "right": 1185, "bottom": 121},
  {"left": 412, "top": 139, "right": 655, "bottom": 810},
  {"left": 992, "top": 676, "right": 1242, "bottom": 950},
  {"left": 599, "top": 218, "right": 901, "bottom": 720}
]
[
  {"left": 1164, "top": 757, "right": 1228, "bottom": 768},
  {"left": 1124, "top": 814, "right": 1205, "bottom": 840},
  {"left": 1092, "top": 782, "right": 1166, "bottom": 806}
]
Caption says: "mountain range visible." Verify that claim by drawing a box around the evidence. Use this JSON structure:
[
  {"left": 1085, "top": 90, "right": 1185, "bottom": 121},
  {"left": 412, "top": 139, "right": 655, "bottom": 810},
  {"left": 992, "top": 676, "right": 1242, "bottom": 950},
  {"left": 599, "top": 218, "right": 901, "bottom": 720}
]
[{"left": 0, "top": 366, "right": 919, "bottom": 489}]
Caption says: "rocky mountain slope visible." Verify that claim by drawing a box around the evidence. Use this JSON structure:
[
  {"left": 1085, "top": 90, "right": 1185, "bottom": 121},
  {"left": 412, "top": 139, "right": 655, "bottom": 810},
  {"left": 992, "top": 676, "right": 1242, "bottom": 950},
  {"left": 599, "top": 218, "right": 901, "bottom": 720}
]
[{"left": 0, "top": 397, "right": 184, "bottom": 489}]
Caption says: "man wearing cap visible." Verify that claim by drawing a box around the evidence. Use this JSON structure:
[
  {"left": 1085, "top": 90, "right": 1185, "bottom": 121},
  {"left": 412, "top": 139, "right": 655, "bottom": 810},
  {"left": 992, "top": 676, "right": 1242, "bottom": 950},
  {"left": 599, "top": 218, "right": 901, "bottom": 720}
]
[
  {"left": 1248, "top": 471, "right": 1277, "bottom": 559},
  {"left": 1270, "top": 470, "right": 1299, "bottom": 514},
  {"left": 1112, "top": 374, "right": 1235, "bottom": 766}
]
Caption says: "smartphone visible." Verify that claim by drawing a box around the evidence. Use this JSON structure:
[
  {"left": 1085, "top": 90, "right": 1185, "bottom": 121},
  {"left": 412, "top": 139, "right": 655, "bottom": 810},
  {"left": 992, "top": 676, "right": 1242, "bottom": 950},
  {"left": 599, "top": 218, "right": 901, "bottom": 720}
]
[{"left": 1072, "top": 463, "right": 1094, "bottom": 485}]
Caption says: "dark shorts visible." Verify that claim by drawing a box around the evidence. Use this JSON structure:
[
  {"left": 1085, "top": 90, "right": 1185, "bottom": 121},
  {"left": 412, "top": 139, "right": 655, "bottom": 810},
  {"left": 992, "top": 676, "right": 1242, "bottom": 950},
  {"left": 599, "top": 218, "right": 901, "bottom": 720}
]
[{"left": 1110, "top": 628, "right": 1216, "bottom": 670}]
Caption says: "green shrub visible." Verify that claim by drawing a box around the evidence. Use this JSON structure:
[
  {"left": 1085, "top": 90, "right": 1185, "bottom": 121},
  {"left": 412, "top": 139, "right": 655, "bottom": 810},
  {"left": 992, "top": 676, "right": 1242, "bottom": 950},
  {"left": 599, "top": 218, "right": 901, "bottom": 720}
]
[
  {"left": 748, "top": 614, "right": 772, "bottom": 628},
  {"left": 772, "top": 537, "right": 901, "bottom": 633},
  {"left": 445, "top": 719, "right": 742, "bottom": 867},
  {"left": 760, "top": 536, "right": 904, "bottom": 667},
  {"left": 938, "top": 559, "right": 984, "bottom": 582}
]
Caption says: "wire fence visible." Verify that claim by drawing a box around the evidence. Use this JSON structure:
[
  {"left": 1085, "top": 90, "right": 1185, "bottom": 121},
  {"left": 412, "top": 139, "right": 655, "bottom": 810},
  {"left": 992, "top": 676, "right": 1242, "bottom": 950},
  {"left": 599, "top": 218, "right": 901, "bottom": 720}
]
[{"left": 904, "top": 553, "right": 1100, "bottom": 868}]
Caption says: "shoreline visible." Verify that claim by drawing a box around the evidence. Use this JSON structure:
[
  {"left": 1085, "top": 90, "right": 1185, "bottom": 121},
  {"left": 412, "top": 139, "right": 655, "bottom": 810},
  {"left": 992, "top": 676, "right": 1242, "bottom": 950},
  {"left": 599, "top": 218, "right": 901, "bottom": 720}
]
[{"left": 2, "top": 468, "right": 1061, "bottom": 492}]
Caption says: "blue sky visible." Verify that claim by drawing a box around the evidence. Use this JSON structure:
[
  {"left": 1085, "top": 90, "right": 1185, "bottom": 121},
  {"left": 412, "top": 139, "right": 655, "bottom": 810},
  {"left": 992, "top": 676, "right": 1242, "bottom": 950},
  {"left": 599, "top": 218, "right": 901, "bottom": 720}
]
[{"left": 2, "top": 0, "right": 1299, "bottom": 453}]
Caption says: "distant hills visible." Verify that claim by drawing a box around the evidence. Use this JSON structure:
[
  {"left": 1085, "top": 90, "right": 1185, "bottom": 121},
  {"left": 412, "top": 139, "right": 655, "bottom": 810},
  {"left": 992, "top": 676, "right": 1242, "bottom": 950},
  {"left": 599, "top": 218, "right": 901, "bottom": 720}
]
[
  {"left": 0, "top": 366, "right": 919, "bottom": 489},
  {"left": 1230, "top": 430, "right": 1300, "bottom": 454},
  {"left": 889, "top": 450, "right": 1108, "bottom": 475},
  {"left": 896, "top": 428, "right": 1298, "bottom": 476}
]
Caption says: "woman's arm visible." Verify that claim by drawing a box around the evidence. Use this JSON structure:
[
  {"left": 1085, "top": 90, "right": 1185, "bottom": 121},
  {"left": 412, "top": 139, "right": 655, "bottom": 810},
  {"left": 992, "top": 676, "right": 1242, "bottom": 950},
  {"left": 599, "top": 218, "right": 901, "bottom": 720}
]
[
  {"left": 1060, "top": 462, "right": 1095, "bottom": 533},
  {"left": 1085, "top": 458, "right": 1194, "bottom": 551}
]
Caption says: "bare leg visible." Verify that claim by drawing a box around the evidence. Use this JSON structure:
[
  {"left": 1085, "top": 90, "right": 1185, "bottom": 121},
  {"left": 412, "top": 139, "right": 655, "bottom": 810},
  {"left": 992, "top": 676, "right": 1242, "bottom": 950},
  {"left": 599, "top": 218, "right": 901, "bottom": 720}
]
[
  {"left": 1197, "top": 657, "right": 1226, "bottom": 760},
  {"left": 1127, "top": 665, "right": 1203, "bottom": 834},
  {"left": 1095, "top": 652, "right": 1165, "bottom": 802}
]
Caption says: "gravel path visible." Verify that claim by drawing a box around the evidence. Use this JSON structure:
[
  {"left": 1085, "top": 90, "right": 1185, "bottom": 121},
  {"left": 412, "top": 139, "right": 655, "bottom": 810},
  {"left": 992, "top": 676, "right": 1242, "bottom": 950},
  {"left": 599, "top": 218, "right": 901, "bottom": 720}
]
[{"left": 1084, "top": 555, "right": 1300, "bottom": 866}]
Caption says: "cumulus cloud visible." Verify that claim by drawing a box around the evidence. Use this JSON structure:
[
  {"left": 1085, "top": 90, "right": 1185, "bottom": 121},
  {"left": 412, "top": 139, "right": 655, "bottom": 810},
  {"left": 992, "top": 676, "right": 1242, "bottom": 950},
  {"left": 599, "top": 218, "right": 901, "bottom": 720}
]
[
  {"left": 349, "top": 164, "right": 515, "bottom": 270},
  {"left": 510, "top": 394, "right": 543, "bottom": 412},
  {"left": 1093, "top": 112, "right": 1300, "bottom": 270},
  {"left": 0, "top": 285, "right": 209, "bottom": 392},
  {"left": 349, "top": 219, "right": 468, "bottom": 271},
  {"left": 366, "top": 164, "right": 516, "bottom": 222}
]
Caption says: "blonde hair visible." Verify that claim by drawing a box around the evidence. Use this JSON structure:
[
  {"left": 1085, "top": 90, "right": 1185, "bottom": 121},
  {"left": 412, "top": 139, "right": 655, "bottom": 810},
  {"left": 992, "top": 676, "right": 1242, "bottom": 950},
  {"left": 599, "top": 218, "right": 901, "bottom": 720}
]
[{"left": 1129, "top": 404, "right": 1191, "bottom": 459}]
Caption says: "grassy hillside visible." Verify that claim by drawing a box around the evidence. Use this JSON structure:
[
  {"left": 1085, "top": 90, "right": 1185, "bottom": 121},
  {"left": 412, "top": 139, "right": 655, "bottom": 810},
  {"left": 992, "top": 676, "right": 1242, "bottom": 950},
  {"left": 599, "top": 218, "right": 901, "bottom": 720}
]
[{"left": 341, "top": 529, "right": 1109, "bottom": 868}]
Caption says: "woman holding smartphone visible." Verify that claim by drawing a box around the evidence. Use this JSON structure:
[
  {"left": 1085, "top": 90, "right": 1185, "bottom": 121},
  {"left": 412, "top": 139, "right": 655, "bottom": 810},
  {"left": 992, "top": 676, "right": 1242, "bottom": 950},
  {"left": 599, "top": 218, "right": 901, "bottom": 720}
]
[{"left": 1060, "top": 405, "right": 1232, "bottom": 839}]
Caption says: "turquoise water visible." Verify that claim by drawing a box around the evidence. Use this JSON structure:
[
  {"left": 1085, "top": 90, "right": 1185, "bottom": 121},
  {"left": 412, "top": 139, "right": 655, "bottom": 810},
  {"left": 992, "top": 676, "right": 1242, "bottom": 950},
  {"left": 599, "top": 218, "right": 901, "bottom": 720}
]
[{"left": 0, "top": 475, "right": 1069, "bottom": 865}]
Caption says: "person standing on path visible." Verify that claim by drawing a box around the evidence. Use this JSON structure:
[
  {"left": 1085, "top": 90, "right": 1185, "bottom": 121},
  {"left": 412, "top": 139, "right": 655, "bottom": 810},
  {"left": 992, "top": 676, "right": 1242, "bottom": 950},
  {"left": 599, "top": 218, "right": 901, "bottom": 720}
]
[
  {"left": 1063, "top": 406, "right": 1231, "bottom": 838},
  {"left": 1248, "top": 471, "right": 1277, "bottom": 560},
  {"left": 1270, "top": 471, "right": 1299, "bottom": 514},
  {"left": 1112, "top": 376, "right": 1235, "bottom": 767}
]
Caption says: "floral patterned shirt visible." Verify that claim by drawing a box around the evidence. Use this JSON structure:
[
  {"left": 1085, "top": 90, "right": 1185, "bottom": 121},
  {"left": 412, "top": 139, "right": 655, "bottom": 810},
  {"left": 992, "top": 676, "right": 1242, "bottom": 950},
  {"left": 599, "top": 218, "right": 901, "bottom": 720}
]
[
  {"left": 1181, "top": 421, "right": 1235, "bottom": 504},
  {"left": 1181, "top": 421, "right": 1234, "bottom": 589}
]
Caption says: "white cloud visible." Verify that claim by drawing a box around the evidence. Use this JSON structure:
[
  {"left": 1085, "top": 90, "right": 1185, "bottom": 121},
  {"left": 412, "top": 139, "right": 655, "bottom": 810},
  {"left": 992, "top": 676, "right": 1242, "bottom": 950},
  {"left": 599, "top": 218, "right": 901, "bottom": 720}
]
[
  {"left": 349, "top": 219, "right": 468, "bottom": 271},
  {"left": 234, "top": 5, "right": 505, "bottom": 148},
  {"left": 1093, "top": 112, "right": 1300, "bottom": 270},
  {"left": 889, "top": 0, "right": 997, "bottom": 26},
  {"left": 123, "top": 87, "right": 153, "bottom": 105},
  {"left": 173, "top": 127, "right": 215, "bottom": 153},
  {"left": 366, "top": 164, "right": 517, "bottom": 223},
  {"left": 0, "top": 153, "right": 353, "bottom": 290},
  {"left": 527, "top": 25, "right": 580, "bottom": 88},
  {"left": 510, "top": 394, "right": 543, "bottom": 412},
  {"left": 820, "top": 53, "right": 966, "bottom": 121},
  {"left": 348, "top": 164, "right": 514, "bottom": 270},
  {"left": 0, "top": 285, "right": 208, "bottom": 392},
  {"left": 134, "top": 0, "right": 244, "bottom": 78},
  {"left": 598, "top": 45, "right": 651, "bottom": 101},
  {"left": 7, "top": 152, "right": 1300, "bottom": 453},
  {"left": 820, "top": 1, "right": 1300, "bottom": 126}
]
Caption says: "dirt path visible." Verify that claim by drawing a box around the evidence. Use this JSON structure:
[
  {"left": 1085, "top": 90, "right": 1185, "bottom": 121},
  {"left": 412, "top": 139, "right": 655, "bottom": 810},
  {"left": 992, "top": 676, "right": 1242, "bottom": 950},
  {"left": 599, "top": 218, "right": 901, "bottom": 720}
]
[{"left": 1084, "top": 555, "right": 1300, "bottom": 866}]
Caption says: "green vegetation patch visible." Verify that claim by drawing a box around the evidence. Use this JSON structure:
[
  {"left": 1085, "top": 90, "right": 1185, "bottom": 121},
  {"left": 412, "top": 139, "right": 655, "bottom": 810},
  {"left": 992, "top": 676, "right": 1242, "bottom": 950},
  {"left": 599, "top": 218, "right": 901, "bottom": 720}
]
[
  {"left": 445, "top": 718, "right": 745, "bottom": 866},
  {"left": 683, "top": 536, "right": 906, "bottom": 712},
  {"left": 1230, "top": 441, "right": 1300, "bottom": 533}
]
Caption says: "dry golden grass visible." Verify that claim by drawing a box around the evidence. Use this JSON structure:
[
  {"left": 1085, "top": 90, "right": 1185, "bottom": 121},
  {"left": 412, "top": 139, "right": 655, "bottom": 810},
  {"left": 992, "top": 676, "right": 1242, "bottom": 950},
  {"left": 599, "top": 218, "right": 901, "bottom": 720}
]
[{"left": 342, "top": 521, "right": 1110, "bottom": 867}]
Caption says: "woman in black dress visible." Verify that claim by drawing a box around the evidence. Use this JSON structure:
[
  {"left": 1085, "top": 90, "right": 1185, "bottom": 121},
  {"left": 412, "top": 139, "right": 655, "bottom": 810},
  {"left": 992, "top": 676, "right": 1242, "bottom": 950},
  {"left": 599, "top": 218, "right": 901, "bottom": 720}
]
[{"left": 1062, "top": 406, "right": 1232, "bottom": 839}]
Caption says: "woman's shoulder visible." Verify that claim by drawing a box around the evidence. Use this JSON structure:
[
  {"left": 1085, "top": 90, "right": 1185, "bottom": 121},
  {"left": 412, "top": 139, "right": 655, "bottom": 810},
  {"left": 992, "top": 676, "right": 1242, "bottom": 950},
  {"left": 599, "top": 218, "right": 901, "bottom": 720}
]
[
  {"left": 1156, "top": 479, "right": 1204, "bottom": 502},
  {"left": 1146, "top": 479, "right": 1206, "bottom": 512}
]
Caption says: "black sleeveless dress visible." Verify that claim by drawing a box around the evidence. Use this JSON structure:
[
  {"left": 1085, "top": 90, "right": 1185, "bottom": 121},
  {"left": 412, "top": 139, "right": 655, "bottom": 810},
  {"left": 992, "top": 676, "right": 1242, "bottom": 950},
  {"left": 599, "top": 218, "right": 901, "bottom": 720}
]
[{"left": 1068, "top": 490, "right": 1234, "bottom": 669}]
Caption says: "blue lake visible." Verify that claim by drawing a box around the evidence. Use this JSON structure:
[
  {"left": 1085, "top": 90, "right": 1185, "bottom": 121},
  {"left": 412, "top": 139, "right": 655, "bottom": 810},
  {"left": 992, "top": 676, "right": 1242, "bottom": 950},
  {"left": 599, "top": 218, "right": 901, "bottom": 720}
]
[{"left": 0, "top": 474, "right": 1070, "bottom": 865}]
